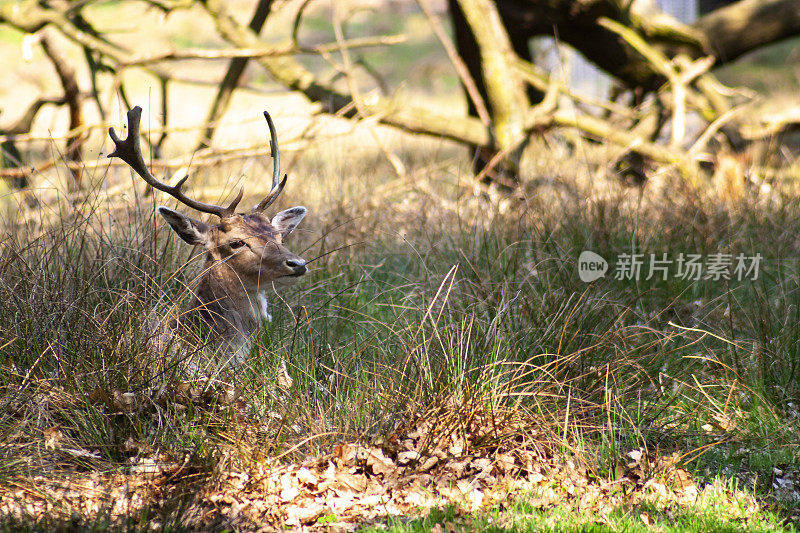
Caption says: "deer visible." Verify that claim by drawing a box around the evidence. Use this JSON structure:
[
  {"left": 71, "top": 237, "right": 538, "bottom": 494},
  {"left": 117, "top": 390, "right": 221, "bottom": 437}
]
[{"left": 108, "top": 106, "right": 308, "bottom": 368}]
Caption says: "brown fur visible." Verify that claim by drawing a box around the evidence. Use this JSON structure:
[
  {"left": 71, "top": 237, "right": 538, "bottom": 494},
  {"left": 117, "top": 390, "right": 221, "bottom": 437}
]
[
  {"left": 159, "top": 207, "right": 308, "bottom": 365},
  {"left": 107, "top": 106, "right": 306, "bottom": 367}
]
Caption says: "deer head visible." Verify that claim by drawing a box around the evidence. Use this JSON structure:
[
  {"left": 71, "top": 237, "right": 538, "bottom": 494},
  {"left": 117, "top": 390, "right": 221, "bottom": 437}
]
[{"left": 108, "top": 107, "right": 308, "bottom": 293}]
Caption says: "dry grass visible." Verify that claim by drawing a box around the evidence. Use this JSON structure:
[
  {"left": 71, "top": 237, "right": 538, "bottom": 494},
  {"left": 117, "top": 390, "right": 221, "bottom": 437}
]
[
  {"left": 1, "top": 2, "right": 799, "bottom": 529},
  {"left": 0, "top": 126, "right": 799, "bottom": 528}
]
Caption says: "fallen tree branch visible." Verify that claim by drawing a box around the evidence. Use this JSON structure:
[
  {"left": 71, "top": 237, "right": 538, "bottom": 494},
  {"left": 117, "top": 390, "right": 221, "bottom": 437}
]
[
  {"left": 547, "top": 109, "right": 699, "bottom": 179},
  {"left": 695, "top": 0, "right": 800, "bottom": 63},
  {"left": 599, "top": 17, "right": 722, "bottom": 125}
]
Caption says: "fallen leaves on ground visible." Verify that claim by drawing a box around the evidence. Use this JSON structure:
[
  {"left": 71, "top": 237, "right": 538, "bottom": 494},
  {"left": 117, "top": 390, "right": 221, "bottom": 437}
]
[{"left": 0, "top": 402, "right": 767, "bottom": 531}]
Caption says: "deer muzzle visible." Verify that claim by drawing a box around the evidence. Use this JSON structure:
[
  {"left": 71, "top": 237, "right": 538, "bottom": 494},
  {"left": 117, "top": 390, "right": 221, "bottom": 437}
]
[{"left": 284, "top": 257, "right": 308, "bottom": 277}]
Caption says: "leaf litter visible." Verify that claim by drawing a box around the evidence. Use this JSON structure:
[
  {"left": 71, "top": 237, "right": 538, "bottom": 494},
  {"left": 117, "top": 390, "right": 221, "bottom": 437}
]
[{"left": 0, "top": 385, "right": 769, "bottom": 531}]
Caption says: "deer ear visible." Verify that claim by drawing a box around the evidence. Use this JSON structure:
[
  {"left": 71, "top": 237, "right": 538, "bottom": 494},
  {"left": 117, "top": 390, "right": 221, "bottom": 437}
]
[
  {"left": 271, "top": 206, "right": 306, "bottom": 238},
  {"left": 158, "top": 206, "right": 209, "bottom": 245}
]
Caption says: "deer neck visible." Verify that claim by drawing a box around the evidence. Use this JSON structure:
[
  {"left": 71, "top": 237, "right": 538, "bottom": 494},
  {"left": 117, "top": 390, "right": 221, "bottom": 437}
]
[{"left": 188, "top": 257, "right": 260, "bottom": 339}]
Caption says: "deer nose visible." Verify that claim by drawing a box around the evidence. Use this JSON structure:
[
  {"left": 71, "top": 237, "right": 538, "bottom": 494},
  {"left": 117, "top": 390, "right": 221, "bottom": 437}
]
[{"left": 285, "top": 258, "right": 307, "bottom": 274}]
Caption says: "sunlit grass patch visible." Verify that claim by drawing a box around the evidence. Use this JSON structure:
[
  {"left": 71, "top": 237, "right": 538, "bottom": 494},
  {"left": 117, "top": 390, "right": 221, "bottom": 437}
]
[
  {"left": 1, "top": 138, "right": 800, "bottom": 528},
  {"left": 375, "top": 492, "right": 794, "bottom": 533}
]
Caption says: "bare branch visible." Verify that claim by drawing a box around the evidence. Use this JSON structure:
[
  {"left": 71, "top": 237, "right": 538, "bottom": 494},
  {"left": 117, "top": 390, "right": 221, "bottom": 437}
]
[
  {"left": 40, "top": 32, "right": 84, "bottom": 191},
  {"left": 196, "top": 0, "right": 274, "bottom": 151},
  {"left": 695, "top": 0, "right": 800, "bottom": 63},
  {"left": 549, "top": 109, "right": 698, "bottom": 179},
  {"left": 202, "top": 0, "right": 490, "bottom": 147},
  {"left": 416, "top": 0, "right": 490, "bottom": 126},
  {"left": 121, "top": 36, "right": 406, "bottom": 67},
  {"left": 1, "top": 97, "right": 66, "bottom": 135}
]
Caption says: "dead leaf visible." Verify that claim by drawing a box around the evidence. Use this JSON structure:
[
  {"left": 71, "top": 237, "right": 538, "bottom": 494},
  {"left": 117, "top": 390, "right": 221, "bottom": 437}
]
[
  {"left": 280, "top": 486, "right": 299, "bottom": 502},
  {"left": 449, "top": 435, "right": 465, "bottom": 456},
  {"left": 672, "top": 468, "right": 694, "bottom": 489},
  {"left": 284, "top": 501, "right": 325, "bottom": 526},
  {"left": 467, "top": 488, "right": 484, "bottom": 511},
  {"left": 420, "top": 456, "right": 438, "bottom": 472},
  {"left": 88, "top": 386, "right": 110, "bottom": 407},
  {"left": 124, "top": 437, "right": 147, "bottom": 454},
  {"left": 335, "top": 444, "right": 358, "bottom": 467},
  {"left": 337, "top": 472, "right": 368, "bottom": 492},
  {"left": 626, "top": 450, "right": 643, "bottom": 463},
  {"left": 365, "top": 447, "right": 396, "bottom": 477},
  {"left": 296, "top": 467, "right": 317, "bottom": 487},
  {"left": 217, "top": 384, "right": 237, "bottom": 405},
  {"left": 398, "top": 450, "right": 421, "bottom": 465},
  {"left": 277, "top": 364, "right": 293, "bottom": 390},
  {"left": 111, "top": 389, "right": 136, "bottom": 413},
  {"left": 495, "top": 453, "right": 517, "bottom": 474},
  {"left": 43, "top": 426, "right": 62, "bottom": 450}
]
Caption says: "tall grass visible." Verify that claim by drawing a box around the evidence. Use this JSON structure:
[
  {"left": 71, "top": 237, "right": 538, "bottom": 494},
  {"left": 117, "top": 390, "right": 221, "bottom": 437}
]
[{"left": 0, "top": 146, "right": 798, "bottom": 521}]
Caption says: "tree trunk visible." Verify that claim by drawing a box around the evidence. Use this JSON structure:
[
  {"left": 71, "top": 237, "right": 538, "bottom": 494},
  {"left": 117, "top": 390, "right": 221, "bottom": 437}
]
[
  {"left": 451, "top": 0, "right": 800, "bottom": 90},
  {"left": 699, "top": 0, "right": 737, "bottom": 15},
  {"left": 695, "top": 0, "right": 800, "bottom": 63}
]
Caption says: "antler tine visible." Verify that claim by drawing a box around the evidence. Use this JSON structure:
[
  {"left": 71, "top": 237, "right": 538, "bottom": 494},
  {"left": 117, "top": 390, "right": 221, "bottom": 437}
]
[
  {"left": 265, "top": 110, "right": 281, "bottom": 191},
  {"left": 254, "top": 110, "right": 287, "bottom": 212},
  {"left": 108, "top": 106, "right": 242, "bottom": 218}
]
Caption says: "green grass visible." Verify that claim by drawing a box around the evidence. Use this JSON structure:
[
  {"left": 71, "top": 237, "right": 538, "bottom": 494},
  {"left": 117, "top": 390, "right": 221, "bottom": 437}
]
[
  {"left": 371, "top": 496, "right": 796, "bottom": 532},
  {"left": 2, "top": 155, "right": 800, "bottom": 528},
  {"left": 0, "top": 0, "right": 797, "bottom": 528},
  {"left": 0, "top": 4, "right": 799, "bottom": 526}
]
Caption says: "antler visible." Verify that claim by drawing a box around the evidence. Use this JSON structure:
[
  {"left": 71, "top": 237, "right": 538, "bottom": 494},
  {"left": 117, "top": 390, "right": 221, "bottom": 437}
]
[
  {"left": 253, "top": 110, "right": 287, "bottom": 212},
  {"left": 108, "top": 106, "right": 243, "bottom": 218}
]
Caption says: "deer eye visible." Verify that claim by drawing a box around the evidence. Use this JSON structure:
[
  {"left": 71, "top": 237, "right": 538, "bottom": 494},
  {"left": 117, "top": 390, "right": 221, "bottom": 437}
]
[{"left": 229, "top": 240, "right": 246, "bottom": 249}]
